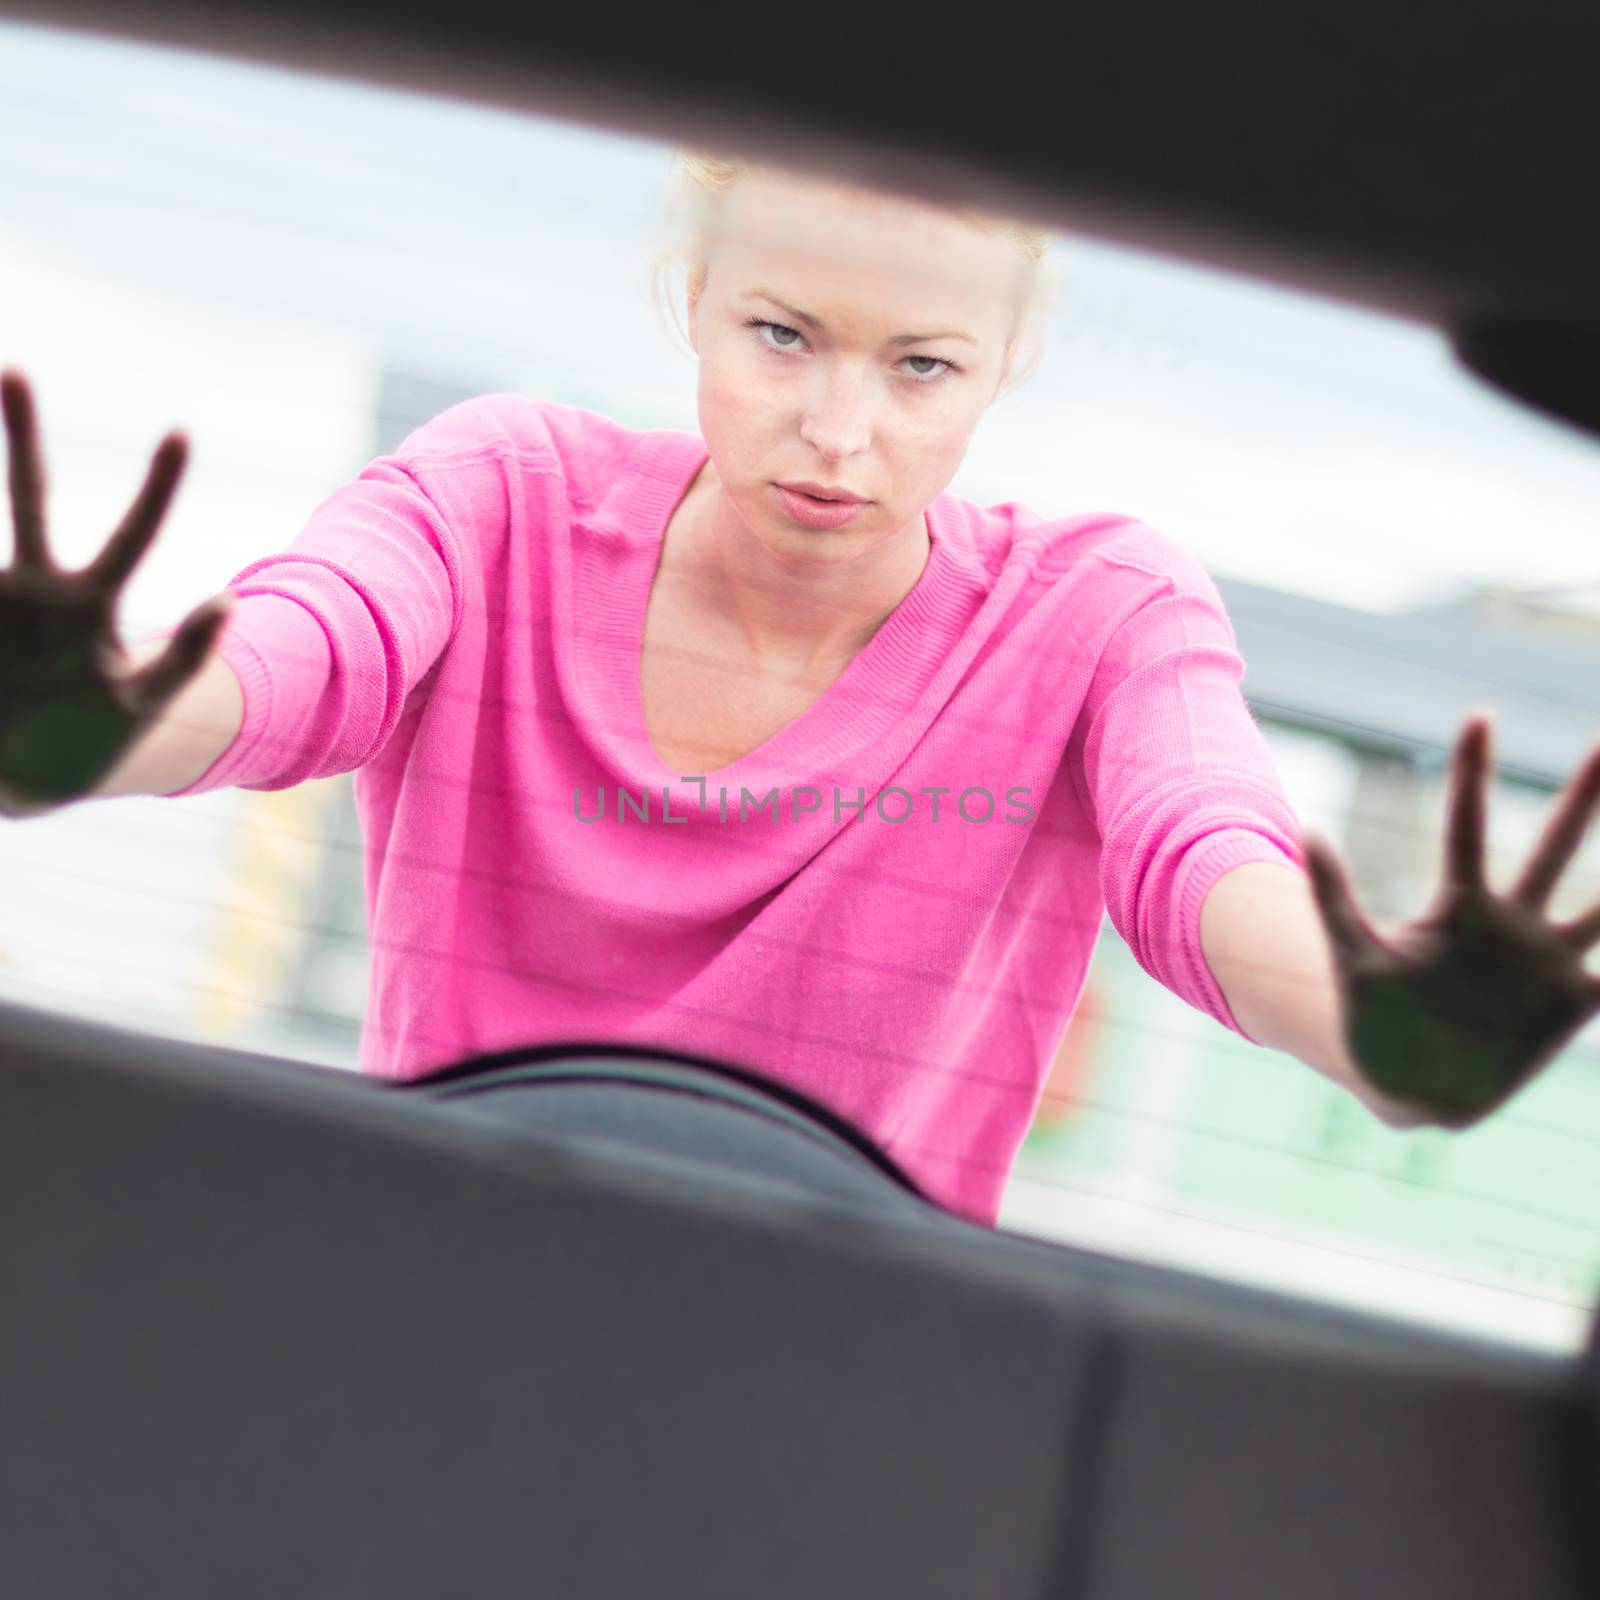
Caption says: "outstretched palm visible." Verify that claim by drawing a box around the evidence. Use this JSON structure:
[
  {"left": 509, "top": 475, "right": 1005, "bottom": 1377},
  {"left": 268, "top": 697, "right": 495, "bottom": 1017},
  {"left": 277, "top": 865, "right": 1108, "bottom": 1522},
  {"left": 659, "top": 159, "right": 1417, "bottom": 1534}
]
[
  {"left": 1302, "top": 715, "right": 1600, "bottom": 1131},
  {"left": 0, "top": 368, "right": 231, "bottom": 814}
]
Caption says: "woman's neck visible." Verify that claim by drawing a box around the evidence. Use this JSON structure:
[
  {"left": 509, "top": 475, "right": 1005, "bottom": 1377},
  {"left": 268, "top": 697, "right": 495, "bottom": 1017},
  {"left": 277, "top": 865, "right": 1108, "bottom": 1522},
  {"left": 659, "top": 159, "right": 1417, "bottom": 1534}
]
[{"left": 666, "top": 459, "right": 933, "bottom": 676}]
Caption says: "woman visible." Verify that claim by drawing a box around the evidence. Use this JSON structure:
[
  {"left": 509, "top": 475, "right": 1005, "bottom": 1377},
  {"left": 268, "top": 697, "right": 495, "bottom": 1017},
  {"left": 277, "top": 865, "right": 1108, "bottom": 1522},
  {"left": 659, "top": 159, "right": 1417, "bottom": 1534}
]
[{"left": 4, "top": 148, "right": 1599, "bottom": 1229}]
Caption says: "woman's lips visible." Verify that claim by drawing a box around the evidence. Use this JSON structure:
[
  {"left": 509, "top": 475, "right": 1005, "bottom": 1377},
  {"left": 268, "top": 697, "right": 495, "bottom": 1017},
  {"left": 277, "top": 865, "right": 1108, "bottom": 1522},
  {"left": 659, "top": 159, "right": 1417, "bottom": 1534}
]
[{"left": 774, "top": 483, "right": 868, "bottom": 529}]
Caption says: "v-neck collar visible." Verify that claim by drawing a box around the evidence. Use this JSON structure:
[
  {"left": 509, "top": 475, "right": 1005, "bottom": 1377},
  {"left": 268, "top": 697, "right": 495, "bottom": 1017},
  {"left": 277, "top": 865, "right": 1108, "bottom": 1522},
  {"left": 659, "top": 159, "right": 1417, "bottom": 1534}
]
[{"left": 565, "top": 421, "right": 981, "bottom": 795}]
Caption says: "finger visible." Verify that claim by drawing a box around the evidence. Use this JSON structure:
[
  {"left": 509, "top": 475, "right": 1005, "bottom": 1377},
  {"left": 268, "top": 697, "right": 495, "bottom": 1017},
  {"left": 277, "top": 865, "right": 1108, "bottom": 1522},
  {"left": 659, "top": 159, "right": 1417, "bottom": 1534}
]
[
  {"left": 1558, "top": 897, "right": 1600, "bottom": 952},
  {"left": 82, "top": 430, "right": 189, "bottom": 594},
  {"left": 124, "top": 594, "right": 233, "bottom": 718},
  {"left": 1508, "top": 737, "right": 1600, "bottom": 911},
  {"left": 1302, "top": 828, "right": 1381, "bottom": 970},
  {"left": 1443, "top": 713, "right": 1492, "bottom": 891},
  {"left": 2, "top": 368, "right": 50, "bottom": 568}
]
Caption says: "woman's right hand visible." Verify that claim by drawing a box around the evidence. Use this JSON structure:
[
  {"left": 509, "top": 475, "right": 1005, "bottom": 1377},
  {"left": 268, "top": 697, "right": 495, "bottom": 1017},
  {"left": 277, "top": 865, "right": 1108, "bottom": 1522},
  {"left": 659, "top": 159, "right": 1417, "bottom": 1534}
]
[{"left": 0, "top": 369, "right": 235, "bottom": 818}]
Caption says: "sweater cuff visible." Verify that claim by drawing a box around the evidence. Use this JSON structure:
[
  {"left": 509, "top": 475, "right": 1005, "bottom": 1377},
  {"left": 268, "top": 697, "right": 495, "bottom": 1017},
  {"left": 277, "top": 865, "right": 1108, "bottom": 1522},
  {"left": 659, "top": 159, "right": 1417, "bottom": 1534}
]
[
  {"left": 141, "top": 617, "right": 275, "bottom": 797},
  {"left": 1176, "top": 828, "right": 1307, "bottom": 1044}
]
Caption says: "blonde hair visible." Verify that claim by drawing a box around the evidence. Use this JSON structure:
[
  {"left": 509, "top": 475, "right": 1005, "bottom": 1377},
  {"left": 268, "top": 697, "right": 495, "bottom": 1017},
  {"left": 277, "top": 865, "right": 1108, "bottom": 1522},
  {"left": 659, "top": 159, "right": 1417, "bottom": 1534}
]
[{"left": 649, "top": 145, "right": 1060, "bottom": 395}]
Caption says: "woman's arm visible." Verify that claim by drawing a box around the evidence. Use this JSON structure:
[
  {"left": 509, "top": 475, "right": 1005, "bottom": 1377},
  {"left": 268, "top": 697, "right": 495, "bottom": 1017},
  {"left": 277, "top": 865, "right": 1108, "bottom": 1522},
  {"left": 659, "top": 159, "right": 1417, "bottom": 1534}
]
[
  {"left": 1199, "top": 859, "right": 1435, "bottom": 1128},
  {"left": 89, "top": 634, "right": 244, "bottom": 798},
  {"left": 1070, "top": 523, "right": 1441, "bottom": 1130},
  {"left": 107, "top": 411, "right": 498, "bottom": 800}
]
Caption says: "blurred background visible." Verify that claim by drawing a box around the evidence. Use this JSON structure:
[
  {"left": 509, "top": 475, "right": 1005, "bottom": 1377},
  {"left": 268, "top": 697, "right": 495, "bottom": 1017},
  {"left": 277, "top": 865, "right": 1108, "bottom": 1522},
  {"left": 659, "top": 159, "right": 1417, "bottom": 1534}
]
[{"left": 4, "top": 18, "right": 1600, "bottom": 1354}]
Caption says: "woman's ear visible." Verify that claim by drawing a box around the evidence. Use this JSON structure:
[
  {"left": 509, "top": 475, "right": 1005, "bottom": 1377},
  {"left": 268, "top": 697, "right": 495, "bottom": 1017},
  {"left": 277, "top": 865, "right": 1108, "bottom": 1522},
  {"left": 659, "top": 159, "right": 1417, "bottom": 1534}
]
[
  {"left": 993, "top": 337, "right": 1017, "bottom": 400},
  {"left": 686, "top": 264, "right": 706, "bottom": 356}
]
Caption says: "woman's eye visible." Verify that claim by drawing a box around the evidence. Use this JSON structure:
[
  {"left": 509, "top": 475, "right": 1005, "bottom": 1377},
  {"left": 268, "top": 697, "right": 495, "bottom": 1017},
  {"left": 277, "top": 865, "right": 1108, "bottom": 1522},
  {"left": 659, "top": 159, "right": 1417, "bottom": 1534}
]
[
  {"left": 744, "top": 316, "right": 957, "bottom": 383},
  {"left": 749, "top": 318, "right": 804, "bottom": 351}
]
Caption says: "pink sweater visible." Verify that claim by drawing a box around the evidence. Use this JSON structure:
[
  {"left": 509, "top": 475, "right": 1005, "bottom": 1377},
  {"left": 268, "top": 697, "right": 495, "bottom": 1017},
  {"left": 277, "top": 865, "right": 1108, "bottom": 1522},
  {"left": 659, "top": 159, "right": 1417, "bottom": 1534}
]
[{"left": 158, "top": 394, "right": 1307, "bottom": 1226}]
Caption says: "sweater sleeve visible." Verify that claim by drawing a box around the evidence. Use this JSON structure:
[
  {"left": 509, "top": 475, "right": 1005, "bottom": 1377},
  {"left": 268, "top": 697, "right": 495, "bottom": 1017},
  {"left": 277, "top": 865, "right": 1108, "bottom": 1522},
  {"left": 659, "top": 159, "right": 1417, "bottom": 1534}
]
[
  {"left": 144, "top": 407, "right": 506, "bottom": 797},
  {"left": 1072, "top": 536, "right": 1310, "bottom": 1043}
]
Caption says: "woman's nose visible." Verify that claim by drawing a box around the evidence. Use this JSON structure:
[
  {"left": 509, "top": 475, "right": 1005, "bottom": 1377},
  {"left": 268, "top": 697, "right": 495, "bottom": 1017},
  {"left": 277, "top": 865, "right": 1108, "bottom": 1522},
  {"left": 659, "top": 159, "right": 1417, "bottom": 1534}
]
[{"left": 797, "top": 364, "right": 877, "bottom": 459}]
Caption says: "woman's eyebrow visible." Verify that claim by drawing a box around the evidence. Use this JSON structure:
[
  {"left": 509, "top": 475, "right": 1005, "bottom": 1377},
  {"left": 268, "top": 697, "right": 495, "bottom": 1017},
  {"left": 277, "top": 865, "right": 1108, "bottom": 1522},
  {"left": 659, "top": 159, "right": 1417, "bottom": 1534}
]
[{"left": 743, "top": 289, "right": 978, "bottom": 346}]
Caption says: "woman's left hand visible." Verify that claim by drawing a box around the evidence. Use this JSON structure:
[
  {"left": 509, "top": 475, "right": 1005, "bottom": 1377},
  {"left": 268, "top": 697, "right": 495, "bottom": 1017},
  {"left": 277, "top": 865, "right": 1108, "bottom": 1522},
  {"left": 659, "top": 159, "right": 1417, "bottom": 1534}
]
[{"left": 1300, "top": 713, "right": 1600, "bottom": 1131}]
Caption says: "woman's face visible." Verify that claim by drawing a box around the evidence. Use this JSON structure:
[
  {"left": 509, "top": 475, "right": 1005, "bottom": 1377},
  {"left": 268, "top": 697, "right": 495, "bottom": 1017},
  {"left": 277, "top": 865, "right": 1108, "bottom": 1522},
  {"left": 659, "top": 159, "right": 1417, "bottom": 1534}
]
[{"left": 686, "top": 168, "right": 1027, "bottom": 563}]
